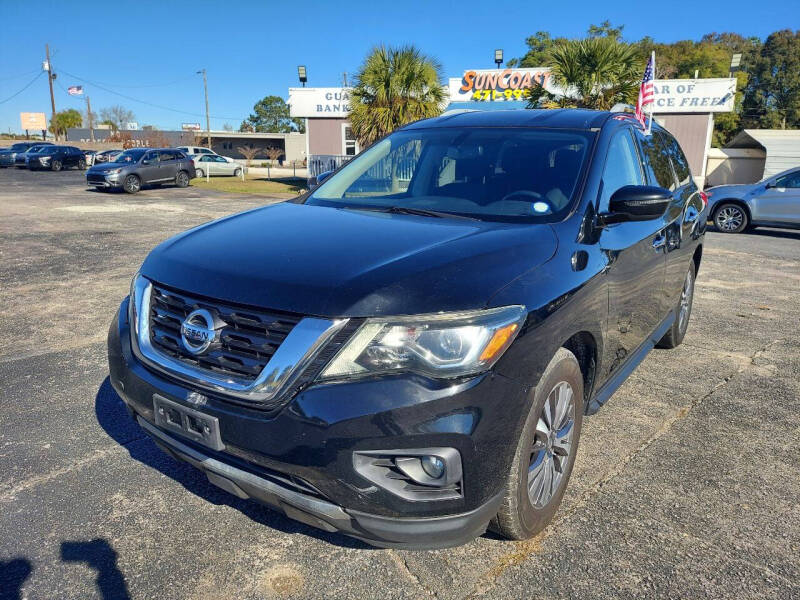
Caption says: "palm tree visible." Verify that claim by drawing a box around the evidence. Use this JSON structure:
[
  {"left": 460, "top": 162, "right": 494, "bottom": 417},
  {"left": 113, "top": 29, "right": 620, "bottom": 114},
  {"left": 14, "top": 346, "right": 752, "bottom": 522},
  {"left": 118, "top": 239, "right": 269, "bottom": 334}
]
[
  {"left": 349, "top": 45, "right": 445, "bottom": 148},
  {"left": 528, "top": 38, "right": 641, "bottom": 110}
]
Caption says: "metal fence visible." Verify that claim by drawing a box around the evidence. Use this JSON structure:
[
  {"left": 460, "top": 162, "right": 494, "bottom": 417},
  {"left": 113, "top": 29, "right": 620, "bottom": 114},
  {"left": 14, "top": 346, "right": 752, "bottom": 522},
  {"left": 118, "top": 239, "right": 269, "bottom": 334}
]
[
  {"left": 308, "top": 154, "right": 416, "bottom": 182},
  {"left": 308, "top": 154, "right": 352, "bottom": 177}
]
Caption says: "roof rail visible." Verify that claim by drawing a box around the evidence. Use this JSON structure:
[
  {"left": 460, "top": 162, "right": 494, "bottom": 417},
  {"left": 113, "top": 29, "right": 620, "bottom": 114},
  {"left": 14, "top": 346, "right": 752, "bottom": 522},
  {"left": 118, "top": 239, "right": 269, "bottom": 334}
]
[{"left": 610, "top": 103, "right": 636, "bottom": 113}]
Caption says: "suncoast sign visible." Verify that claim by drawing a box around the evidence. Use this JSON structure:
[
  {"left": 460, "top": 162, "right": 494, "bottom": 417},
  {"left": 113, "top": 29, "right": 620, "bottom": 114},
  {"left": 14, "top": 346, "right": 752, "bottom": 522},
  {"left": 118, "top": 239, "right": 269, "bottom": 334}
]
[{"left": 448, "top": 68, "right": 556, "bottom": 102}]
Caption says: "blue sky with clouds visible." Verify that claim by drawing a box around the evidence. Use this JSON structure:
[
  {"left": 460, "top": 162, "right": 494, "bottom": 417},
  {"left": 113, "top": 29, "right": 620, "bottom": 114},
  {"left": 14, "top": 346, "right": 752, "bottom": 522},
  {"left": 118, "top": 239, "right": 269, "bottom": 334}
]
[{"left": 0, "top": 0, "right": 796, "bottom": 133}]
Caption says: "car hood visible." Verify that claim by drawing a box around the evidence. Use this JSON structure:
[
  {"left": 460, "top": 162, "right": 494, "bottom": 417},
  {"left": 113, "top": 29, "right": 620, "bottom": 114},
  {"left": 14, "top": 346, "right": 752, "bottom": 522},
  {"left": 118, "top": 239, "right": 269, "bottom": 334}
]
[
  {"left": 88, "top": 163, "right": 124, "bottom": 172},
  {"left": 141, "top": 202, "right": 558, "bottom": 317},
  {"left": 706, "top": 183, "right": 754, "bottom": 200}
]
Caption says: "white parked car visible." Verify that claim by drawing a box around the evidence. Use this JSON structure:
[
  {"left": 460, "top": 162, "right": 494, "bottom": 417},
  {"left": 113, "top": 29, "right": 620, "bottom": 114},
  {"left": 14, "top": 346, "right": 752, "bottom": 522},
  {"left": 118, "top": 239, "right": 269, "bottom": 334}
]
[
  {"left": 177, "top": 146, "right": 234, "bottom": 163},
  {"left": 192, "top": 154, "right": 243, "bottom": 178}
]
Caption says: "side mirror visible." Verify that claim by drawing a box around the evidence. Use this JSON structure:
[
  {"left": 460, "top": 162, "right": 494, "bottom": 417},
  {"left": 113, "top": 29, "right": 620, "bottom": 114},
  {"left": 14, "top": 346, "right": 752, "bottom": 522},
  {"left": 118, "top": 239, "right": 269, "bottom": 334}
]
[
  {"left": 765, "top": 182, "right": 776, "bottom": 189},
  {"left": 602, "top": 185, "right": 672, "bottom": 224},
  {"left": 141, "top": 159, "right": 151, "bottom": 165},
  {"left": 307, "top": 170, "right": 333, "bottom": 190}
]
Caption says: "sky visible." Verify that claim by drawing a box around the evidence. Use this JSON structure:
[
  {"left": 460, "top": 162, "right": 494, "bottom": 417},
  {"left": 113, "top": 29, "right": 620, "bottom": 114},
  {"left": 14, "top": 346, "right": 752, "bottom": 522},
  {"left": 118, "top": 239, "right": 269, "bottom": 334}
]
[{"left": 0, "top": 0, "right": 797, "bottom": 134}]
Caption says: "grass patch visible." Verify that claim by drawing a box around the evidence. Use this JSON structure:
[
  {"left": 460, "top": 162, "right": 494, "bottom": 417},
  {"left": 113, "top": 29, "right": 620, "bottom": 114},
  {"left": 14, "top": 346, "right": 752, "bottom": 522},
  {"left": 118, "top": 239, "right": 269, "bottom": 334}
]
[{"left": 190, "top": 175, "right": 305, "bottom": 196}]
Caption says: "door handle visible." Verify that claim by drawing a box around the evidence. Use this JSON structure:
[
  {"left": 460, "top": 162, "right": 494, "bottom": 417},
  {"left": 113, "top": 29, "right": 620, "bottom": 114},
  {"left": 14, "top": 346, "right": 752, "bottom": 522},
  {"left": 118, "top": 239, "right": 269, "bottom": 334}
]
[{"left": 652, "top": 234, "right": 666, "bottom": 250}]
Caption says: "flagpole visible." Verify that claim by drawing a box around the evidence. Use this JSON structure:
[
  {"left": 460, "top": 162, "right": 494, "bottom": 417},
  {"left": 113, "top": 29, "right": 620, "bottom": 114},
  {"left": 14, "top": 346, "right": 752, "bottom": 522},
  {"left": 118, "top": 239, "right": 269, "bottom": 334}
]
[{"left": 648, "top": 51, "right": 655, "bottom": 135}]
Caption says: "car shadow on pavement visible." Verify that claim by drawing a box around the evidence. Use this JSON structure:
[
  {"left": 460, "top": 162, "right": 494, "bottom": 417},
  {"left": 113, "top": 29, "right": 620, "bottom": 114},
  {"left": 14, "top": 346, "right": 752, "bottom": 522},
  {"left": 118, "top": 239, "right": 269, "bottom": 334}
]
[
  {"left": 0, "top": 558, "right": 32, "bottom": 600},
  {"left": 94, "top": 377, "right": 373, "bottom": 550}
]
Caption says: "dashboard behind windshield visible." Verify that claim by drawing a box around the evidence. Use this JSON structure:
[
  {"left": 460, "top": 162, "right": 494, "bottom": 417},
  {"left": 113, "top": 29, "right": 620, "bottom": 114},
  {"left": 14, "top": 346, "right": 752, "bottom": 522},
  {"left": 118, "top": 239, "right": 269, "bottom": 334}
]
[{"left": 307, "top": 127, "right": 593, "bottom": 221}]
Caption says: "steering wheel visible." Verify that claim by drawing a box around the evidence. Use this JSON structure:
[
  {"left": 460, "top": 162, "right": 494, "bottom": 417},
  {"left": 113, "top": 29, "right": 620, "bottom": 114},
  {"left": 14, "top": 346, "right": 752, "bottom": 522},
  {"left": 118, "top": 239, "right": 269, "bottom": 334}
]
[{"left": 499, "top": 190, "right": 543, "bottom": 203}]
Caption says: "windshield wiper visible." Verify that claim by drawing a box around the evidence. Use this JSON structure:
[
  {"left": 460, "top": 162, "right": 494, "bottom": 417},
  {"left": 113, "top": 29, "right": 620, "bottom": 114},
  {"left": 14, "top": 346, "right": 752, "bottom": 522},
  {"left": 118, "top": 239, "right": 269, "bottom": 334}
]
[{"left": 382, "top": 206, "right": 480, "bottom": 221}]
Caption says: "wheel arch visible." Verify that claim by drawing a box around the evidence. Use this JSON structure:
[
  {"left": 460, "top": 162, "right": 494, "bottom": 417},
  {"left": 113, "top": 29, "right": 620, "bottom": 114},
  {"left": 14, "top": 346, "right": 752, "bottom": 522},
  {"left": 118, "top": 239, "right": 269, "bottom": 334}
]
[
  {"left": 713, "top": 198, "right": 752, "bottom": 221},
  {"left": 560, "top": 331, "right": 598, "bottom": 408}
]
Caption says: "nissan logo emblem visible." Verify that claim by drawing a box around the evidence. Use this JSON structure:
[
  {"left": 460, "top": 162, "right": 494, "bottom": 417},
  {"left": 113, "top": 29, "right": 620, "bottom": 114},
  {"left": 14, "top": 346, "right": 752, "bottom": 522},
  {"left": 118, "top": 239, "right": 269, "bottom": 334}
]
[{"left": 180, "top": 308, "right": 220, "bottom": 355}]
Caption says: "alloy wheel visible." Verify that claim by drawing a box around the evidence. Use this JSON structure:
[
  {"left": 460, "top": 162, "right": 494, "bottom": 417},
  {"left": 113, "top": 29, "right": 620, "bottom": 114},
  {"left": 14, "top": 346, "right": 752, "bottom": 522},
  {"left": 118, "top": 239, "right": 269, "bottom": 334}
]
[
  {"left": 715, "top": 206, "right": 744, "bottom": 232},
  {"left": 678, "top": 269, "right": 694, "bottom": 333},
  {"left": 176, "top": 172, "right": 189, "bottom": 187},
  {"left": 196, "top": 169, "right": 204, "bottom": 178},
  {"left": 124, "top": 175, "right": 140, "bottom": 193},
  {"left": 51, "top": 160, "right": 62, "bottom": 172},
  {"left": 528, "top": 381, "right": 575, "bottom": 508}
]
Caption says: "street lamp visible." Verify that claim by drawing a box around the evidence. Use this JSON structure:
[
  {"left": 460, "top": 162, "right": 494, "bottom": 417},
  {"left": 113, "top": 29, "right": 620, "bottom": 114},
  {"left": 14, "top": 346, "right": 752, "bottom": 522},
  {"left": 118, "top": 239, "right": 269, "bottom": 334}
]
[
  {"left": 729, "top": 53, "right": 742, "bottom": 78},
  {"left": 298, "top": 65, "right": 307, "bottom": 87},
  {"left": 494, "top": 49, "right": 503, "bottom": 68}
]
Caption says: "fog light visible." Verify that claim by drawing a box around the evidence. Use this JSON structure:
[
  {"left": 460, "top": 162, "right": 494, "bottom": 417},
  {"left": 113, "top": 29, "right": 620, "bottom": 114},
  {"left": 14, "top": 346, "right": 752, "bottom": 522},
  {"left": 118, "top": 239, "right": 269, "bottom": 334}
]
[{"left": 421, "top": 455, "right": 445, "bottom": 479}]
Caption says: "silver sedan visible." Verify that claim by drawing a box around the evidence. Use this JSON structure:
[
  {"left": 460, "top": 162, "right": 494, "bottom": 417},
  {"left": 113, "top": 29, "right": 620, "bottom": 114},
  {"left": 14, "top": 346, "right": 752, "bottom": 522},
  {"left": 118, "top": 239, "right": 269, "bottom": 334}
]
[{"left": 193, "top": 155, "right": 242, "bottom": 178}]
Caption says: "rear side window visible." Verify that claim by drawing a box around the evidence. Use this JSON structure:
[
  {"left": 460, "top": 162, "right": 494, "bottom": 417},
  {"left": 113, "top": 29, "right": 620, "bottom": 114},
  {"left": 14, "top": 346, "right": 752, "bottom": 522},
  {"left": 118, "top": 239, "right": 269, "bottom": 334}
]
[
  {"left": 599, "top": 129, "right": 644, "bottom": 212},
  {"left": 198, "top": 148, "right": 212, "bottom": 154},
  {"left": 660, "top": 133, "right": 692, "bottom": 187},
  {"left": 637, "top": 132, "right": 677, "bottom": 190},
  {"left": 159, "top": 150, "right": 178, "bottom": 161}
]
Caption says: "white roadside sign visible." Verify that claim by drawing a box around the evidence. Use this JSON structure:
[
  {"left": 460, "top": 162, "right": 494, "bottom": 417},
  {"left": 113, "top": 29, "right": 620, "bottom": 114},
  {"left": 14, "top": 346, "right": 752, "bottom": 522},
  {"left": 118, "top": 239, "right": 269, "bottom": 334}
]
[{"left": 649, "top": 78, "right": 736, "bottom": 113}]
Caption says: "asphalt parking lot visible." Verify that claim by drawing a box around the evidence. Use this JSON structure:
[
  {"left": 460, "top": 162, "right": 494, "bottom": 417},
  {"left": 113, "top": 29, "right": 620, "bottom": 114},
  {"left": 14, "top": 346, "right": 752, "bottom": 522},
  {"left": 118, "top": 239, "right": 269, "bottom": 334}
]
[{"left": 1, "top": 166, "right": 798, "bottom": 600}]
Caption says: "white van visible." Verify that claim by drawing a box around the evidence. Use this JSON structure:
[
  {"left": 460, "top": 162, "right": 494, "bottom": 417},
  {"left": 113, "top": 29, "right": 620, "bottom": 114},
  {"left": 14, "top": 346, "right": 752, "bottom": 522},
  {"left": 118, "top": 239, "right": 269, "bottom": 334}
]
[{"left": 177, "top": 146, "right": 234, "bottom": 163}]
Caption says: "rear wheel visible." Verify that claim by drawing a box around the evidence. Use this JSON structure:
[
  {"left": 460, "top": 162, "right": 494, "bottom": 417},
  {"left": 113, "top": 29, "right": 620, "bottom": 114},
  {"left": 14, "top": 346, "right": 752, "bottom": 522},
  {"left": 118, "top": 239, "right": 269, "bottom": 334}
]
[
  {"left": 51, "top": 159, "right": 62, "bottom": 172},
  {"left": 175, "top": 170, "right": 190, "bottom": 187},
  {"left": 713, "top": 203, "right": 748, "bottom": 233},
  {"left": 123, "top": 174, "right": 141, "bottom": 194},
  {"left": 494, "top": 348, "right": 583, "bottom": 540},
  {"left": 657, "top": 261, "right": 696, "bottom": 349}
]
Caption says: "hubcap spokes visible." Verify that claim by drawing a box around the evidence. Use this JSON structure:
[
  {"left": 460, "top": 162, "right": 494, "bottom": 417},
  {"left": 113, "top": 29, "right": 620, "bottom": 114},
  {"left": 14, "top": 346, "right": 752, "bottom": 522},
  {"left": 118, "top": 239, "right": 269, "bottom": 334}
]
[
  {"left": 678, "top": 271, "right": 693, "bottom": 332},
  {"left": 528, "top": 381, "right": 575, "bottom": 508},
  {"left": 717, "top": 207, "right": 742, "bottom": 231}
]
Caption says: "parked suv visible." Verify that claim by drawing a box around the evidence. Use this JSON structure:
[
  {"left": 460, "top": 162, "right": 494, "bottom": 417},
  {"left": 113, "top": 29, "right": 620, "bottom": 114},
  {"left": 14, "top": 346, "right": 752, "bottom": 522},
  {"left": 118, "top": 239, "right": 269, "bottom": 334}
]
[
  {"left": 28, "top": 145, "right": 87, "bottom": 171},
  {"left": 707, "top": 166, "right": 800, "bottom": 233},
  {"left": 86, "top": 148, "right": 195, "bottom": 193},
  {"left": 108, "top": 110, "right": 706, "bottom": 549},
  {"left": 0, "top": 141, "right": 53, "bottom": 167},
  {"left": 14, "top": 144, "right": 54, "bottom": 168}
]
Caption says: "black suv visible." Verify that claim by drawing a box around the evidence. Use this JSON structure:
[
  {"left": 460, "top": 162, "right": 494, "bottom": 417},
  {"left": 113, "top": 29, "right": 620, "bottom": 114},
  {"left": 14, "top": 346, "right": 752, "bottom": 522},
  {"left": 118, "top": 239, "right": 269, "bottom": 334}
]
[
  {"left": 108, "top": 110, "right": 706, "bottom": 549},
  {"left": 86, "top": 148, "right": 195, "bottom": 193},
  {"left": 0, "top": 141, "right": 53, "bottom": 167},
  {"left": 28, "top": 145, "right": 87, "bottom": 171}
]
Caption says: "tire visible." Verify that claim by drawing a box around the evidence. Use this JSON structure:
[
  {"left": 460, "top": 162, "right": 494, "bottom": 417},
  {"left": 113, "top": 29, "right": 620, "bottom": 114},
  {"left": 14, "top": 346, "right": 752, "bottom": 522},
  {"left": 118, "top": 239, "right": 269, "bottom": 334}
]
[
  {"left": 175, "top": 170, "right": 190, "bottom": 187},
  {"left": 195, "top": 168, "right": 204, "bottom": 178},
  {"left": 657, "top": 261, "right": 696, "bottom": 349},
  {"left": 233, "top": 168, "right": 242, "bottom": 177},
  {"left": 494, "top": 347, "right": 584, "bottom": 540},
  {"left": 713, "top": 202, "right": 748, "bottom": 233},
  {"left": 51, "top": 160, "right": 62, "bottom": 172},
  {"left": 78, "top": 159, "right": 86, "bottom": 170},
  {"left": 123, "top": 174, "right": 141, "bottom": 194}
]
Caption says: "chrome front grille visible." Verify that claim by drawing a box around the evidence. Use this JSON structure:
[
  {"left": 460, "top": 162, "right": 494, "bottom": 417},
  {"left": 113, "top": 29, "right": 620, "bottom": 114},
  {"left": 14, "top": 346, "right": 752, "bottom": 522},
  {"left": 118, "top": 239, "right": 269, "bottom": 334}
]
[{"left": 148, "top": 284, "right": 302, "bottom": 382}]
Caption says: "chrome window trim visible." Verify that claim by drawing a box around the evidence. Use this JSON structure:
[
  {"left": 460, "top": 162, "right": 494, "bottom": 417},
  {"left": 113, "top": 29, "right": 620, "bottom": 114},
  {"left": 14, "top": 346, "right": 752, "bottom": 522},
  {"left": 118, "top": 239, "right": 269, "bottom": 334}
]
[{"left": 130, "top": 275, "right": 347, "bottom": 403}]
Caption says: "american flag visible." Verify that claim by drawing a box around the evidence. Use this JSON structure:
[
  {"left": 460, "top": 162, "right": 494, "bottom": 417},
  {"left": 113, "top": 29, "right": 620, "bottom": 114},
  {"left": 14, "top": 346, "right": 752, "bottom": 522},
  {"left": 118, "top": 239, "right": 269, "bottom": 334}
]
[
  {"left": 67, "top": 85, "right": 83, "bottom": 96},
  {"left": 634, "top": 52, "right": 655, "bottom": 132}
]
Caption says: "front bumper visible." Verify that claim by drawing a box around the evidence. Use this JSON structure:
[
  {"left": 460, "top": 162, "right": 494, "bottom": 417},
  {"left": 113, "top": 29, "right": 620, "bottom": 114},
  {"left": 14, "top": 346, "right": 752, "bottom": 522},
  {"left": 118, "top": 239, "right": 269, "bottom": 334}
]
[
  {"left": 87, "top": 172, "right": 122, "bottom": 187},
  {"left": 108, "top": 298, "right": 529, "bottom": 548}
]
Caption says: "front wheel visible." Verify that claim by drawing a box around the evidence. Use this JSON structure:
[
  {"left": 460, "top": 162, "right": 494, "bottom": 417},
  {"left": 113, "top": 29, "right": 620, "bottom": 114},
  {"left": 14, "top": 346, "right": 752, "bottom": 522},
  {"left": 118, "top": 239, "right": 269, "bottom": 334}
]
[
  {"left": 657, "top": 261, "right": 696, "bottom": 349},
  {"left": 78, "top": 158, "right": 86, "bottom": 170},
  {"left": 713, "top": 203, "right": 748, "bottom": 233},
  {"left": 494, "top": 348, "right": 584, "bottom": 540},
  {"left": 175, "top": 171, "right": 190, "bottom": 187},
  {"left": 195, "top": 168, "right": 204, "bottom": 179},
  {"left": 123, "top": 174, "right": 141, "bottom": 194},
  {"left": 51, "top": 160, "right": 62, "bottom": 172},
  {"left": 233, "top": 168, "right": 242, "bottom": 177}
]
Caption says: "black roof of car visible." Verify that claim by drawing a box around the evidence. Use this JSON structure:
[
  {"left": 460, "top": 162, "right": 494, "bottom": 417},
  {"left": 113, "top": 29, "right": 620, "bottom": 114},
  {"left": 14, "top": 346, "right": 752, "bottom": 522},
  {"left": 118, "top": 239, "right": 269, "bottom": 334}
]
[{"left": 400, "top": 108, "right": 617, "bottom": 131}]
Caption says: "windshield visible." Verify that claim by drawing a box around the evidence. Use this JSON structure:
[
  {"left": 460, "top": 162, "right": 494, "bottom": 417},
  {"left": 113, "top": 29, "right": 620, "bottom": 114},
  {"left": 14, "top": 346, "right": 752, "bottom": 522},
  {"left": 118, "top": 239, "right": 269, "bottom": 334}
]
[
  {"left": 111, "top": 149, "right": 145, "bottom": 163},
  {"left": 307, "top": 127, "right": 592, "bottom": 221},
  {"left": 11, "top": 144, "right": 31, "bottom": 151}
]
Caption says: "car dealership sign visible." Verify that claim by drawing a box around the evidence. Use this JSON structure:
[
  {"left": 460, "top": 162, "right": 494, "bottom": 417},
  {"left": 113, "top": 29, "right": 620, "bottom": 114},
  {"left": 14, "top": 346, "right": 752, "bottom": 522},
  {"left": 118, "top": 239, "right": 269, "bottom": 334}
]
[
  {"left": 649, "top": 78, "right": 736, "bottom": 113},
  {"left": 289, "top": 87, "right": 352, "bottom": 117},
  {"left": 448, "top": 68, "right": 559, "bottom": 102}
]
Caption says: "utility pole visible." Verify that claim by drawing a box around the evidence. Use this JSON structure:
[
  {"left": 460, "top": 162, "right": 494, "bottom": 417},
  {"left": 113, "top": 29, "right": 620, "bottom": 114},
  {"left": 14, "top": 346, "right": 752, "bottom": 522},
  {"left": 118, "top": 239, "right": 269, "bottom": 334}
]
[
  {"left": 86, "top": 95, "right": 95, "bottom": 143},
  {"left": 45, "top": 44, "right": 57, "bottom": 140},
  {"left": 198, "top": 68, "right": 211, "bottom": 149}
]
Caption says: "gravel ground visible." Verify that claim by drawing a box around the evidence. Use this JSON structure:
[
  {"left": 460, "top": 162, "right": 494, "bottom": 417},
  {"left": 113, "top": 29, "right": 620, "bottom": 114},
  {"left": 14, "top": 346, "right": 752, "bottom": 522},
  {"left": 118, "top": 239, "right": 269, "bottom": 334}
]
[{"left": 0, "top": 167, "right": 798, "bottom": 600}]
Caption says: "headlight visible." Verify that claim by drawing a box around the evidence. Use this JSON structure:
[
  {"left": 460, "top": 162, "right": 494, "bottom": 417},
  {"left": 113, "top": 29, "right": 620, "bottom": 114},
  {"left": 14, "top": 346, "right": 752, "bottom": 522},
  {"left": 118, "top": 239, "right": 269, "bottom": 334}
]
[
  {"left": 107, "top": 168, "right": 122, "bottom": 175},
  {"left": 320, "top": 305, "right": 526, "bottom": 380},
  {"left": 39, "top": 156, "right": 50, "bottom": 163}
]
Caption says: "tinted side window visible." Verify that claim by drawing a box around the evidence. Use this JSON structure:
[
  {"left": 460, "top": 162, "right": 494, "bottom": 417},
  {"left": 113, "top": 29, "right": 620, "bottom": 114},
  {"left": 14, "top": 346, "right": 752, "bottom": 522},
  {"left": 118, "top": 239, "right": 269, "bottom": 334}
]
[
  {"left": 599, "top": 129, "right": 644, "bottom": 212},
  {"left": 159, "top": 150, "right": 177, "bottom": 161},
  {"left": 637, "top": 132, "right": 677, "bottom": 190},
  {"left": 661, "top": 133, "right": 692, "bottom": 187},
  {"left": 775, "top": 171, "right": 800, "bottom": 188},
  {"left": 143, "top": 151, "right": 159, "bottom": 163}
]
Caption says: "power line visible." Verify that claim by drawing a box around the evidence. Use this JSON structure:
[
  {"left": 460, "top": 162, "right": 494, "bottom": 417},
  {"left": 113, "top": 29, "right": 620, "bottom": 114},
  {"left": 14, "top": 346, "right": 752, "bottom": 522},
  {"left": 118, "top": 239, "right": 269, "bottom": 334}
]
[
  {"left": 0, "top": 68, "right": 40, "bottom": 83},
  {"left": 58, "top": 67, "right": 244, "bottom": 122},
  {"left": 0, "top": 71, "right": 45, "bottom": 105}
]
